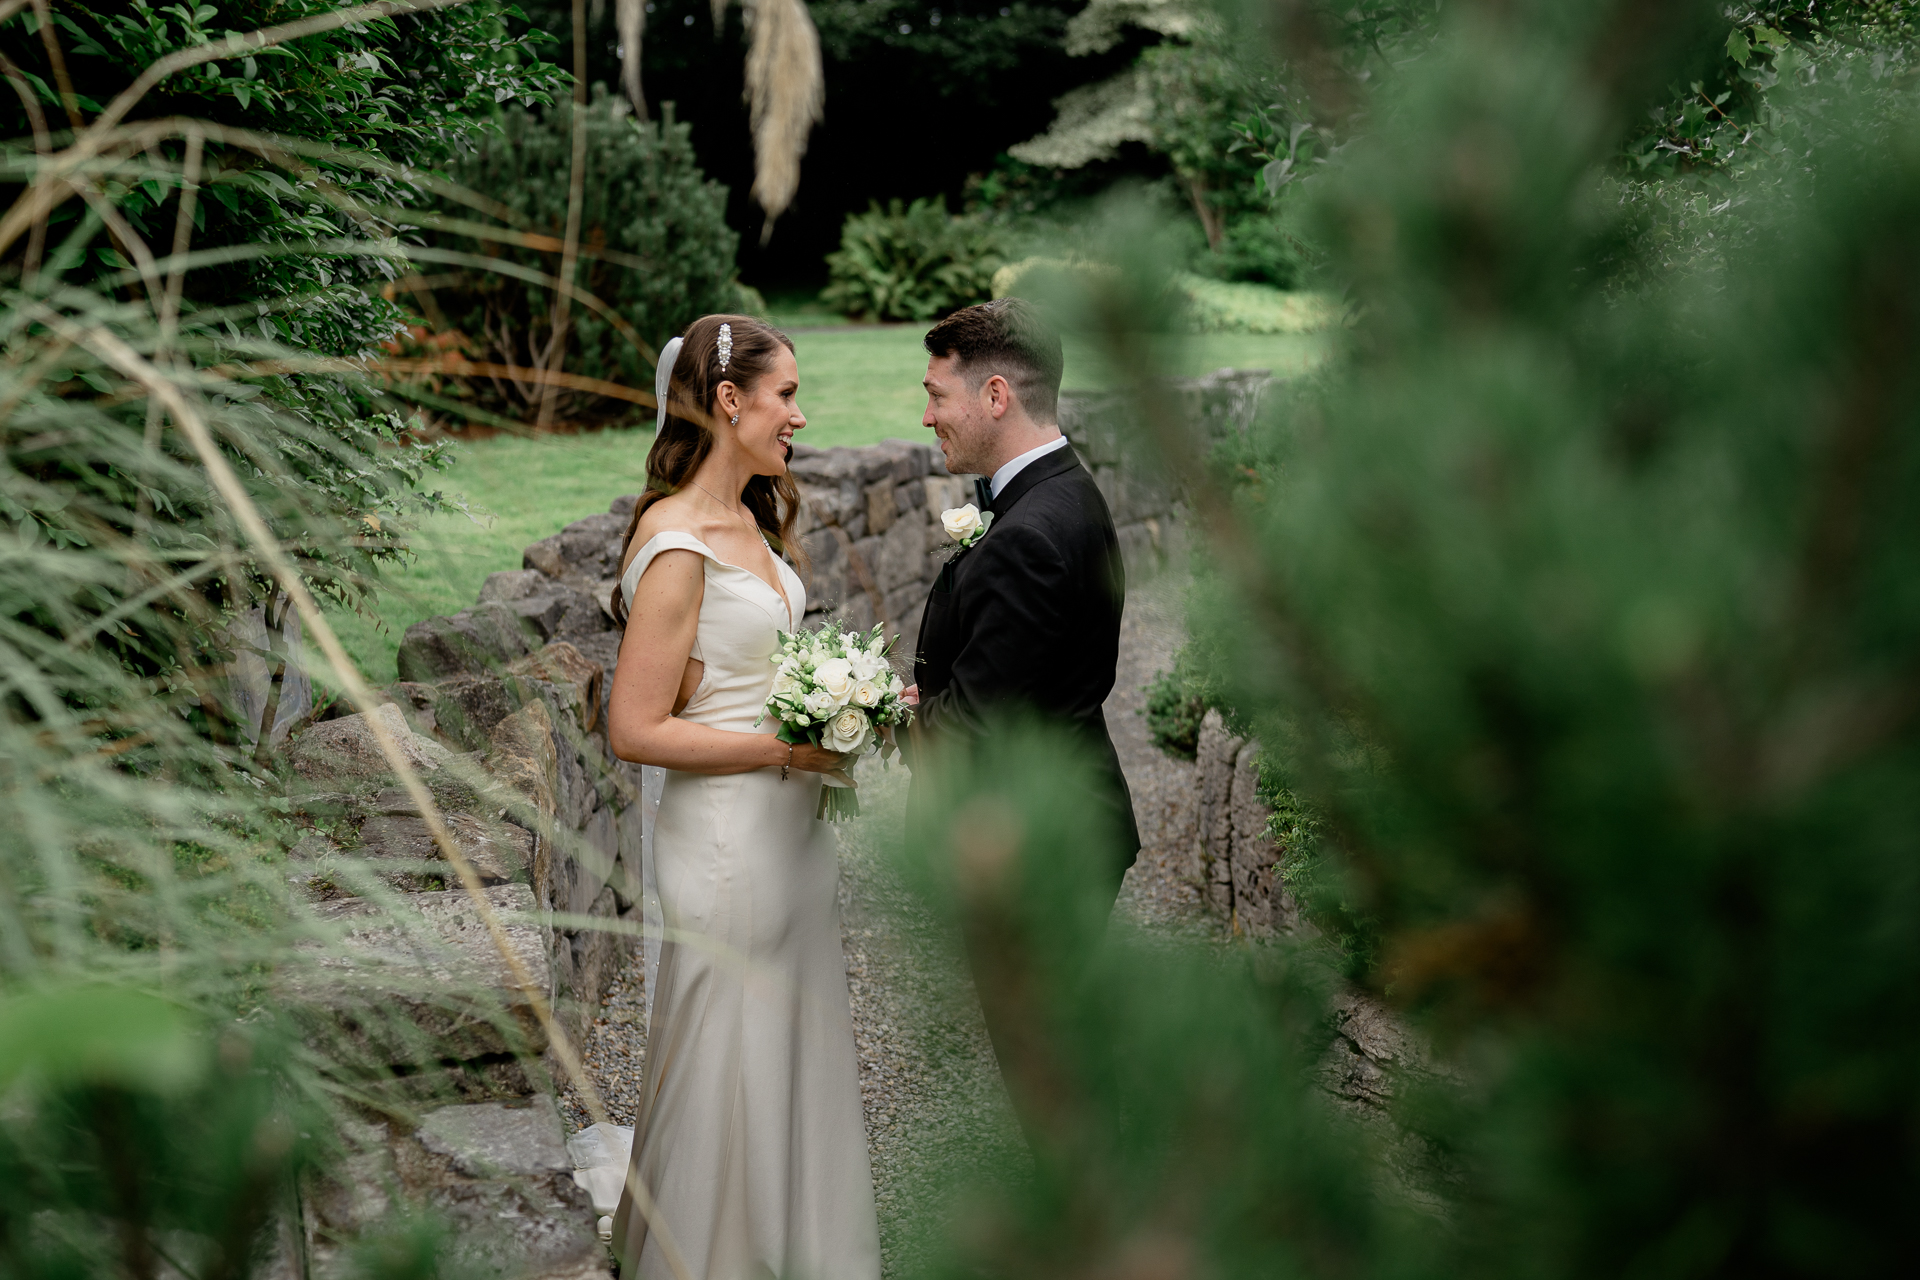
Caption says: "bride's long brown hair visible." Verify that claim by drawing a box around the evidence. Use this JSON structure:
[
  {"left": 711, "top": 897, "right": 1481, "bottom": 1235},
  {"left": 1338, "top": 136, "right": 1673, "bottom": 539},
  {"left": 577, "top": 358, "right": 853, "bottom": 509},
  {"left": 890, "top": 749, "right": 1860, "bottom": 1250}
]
[{"left": 612, "top": 314, "right": 807, "bottom": 623}]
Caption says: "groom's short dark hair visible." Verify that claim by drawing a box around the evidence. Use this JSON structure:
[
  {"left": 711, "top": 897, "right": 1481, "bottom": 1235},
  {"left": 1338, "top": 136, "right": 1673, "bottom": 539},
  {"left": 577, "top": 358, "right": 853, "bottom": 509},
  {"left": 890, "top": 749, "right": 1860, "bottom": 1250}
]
[{"left": 924, "top": 298, "right": 1064, "bottom": 424}]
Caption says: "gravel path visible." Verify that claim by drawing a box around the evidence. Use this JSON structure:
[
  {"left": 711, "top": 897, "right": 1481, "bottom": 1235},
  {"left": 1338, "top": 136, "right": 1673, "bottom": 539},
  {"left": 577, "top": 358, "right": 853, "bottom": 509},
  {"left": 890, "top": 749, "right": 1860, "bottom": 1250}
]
[{"left": 561, "top": 571, "right": 1215, "bottom": 1274}]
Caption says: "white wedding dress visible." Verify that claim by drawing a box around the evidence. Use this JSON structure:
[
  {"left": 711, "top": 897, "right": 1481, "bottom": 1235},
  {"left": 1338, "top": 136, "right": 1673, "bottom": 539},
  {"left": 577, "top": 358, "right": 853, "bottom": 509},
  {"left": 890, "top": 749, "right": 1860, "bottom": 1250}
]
[{"left": 610, "top": 532, "right": 881, "bottom": 1280}]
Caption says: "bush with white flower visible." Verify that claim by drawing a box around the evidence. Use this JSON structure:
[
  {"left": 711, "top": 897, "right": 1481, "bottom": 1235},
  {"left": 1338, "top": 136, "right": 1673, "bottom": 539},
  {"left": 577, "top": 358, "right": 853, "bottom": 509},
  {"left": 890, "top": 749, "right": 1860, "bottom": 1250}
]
[{"left": 759, "top": 621, "right": 913, "bottom": 820}]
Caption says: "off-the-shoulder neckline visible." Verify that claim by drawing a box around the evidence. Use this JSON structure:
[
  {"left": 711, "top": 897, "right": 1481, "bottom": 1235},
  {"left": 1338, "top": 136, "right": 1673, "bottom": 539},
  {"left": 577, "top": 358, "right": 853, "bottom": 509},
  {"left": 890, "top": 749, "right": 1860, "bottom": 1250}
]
[{"left": 627, "top": 529, "right": 796, "bottom": 626}]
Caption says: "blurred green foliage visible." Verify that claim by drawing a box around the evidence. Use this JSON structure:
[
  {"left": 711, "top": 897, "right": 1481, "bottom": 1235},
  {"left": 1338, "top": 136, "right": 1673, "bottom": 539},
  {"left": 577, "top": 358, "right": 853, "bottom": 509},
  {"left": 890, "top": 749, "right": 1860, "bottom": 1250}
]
[
  {"left": 898, "top": 723, "right": 1397, "bottom": 1278},
  {"left": 0, "top": 987, "right": 318, "bottom": 1280},
  {"left": 902, "top": 1, "right": 1920, "bottom": 1275},
  {"left": 824, "top": 196, "right": 1005, "bottom": 320}
]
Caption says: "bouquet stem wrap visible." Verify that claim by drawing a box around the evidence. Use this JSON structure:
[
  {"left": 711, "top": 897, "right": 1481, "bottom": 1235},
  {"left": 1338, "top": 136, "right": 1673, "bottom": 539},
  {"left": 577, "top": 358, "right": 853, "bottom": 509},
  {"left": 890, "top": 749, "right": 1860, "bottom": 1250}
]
[{"left": 817, "top": 769, "right": 860, "bottom": 821}]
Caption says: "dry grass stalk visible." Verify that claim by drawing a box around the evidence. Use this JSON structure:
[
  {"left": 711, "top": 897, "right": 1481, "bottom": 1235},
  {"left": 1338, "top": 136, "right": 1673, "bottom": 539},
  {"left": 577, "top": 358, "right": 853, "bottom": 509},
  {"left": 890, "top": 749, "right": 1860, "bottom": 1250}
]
[
  {"left": 617, "top": 0, "right": 648, "bottom": 117},
  {"left": 536, "top": 0, "right": 593, "bottom": 429},
  {"left": 743, "top": 0, "right": 824, "bottom": 239}
]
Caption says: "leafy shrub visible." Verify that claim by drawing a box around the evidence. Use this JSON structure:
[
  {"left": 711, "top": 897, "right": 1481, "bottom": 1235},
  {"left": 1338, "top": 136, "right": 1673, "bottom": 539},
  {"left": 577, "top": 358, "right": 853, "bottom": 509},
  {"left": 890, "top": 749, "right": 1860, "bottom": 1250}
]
[
  {"left": 0, "top": 2, "right": 560, "bottom": 709},
  {"left": 429, "top": 89, "right": 747, "bottom": 419},
  {"left": 1140, "top": 636, "right": 1236, "bottom": 758},
  {"left": 1174, "top": 275, "right": 1341, "bottom": 333},
  {"left": 1141, "top": 665, "right": 1209, "bottom": 759},
  {"left": 823, "top": 197, "right": 1004, "bottom": 321},
  {"left": 5, "top": 1, "right": 562, "bottom": 358},
  {"left": 1191, "top": 211, "right": 1307, "bottom": 287}
]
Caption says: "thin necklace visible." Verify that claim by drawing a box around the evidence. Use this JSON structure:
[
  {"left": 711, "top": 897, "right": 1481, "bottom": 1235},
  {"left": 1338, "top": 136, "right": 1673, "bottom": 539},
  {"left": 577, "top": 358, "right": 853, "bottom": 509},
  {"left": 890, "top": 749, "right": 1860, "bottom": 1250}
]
[
  {"left": 690, "top": 477, "right": 788, "bottom": 616},
  {"left": 690, "top": 479, "right": 760, "bottom": 539}
]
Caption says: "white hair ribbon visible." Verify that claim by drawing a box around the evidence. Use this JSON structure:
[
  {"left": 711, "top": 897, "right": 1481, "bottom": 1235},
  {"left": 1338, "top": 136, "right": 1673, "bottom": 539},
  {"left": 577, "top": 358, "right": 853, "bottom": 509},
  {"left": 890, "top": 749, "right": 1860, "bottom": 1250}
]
[{"left": 654, "top": 336, "right": 683, "bottom": 432}]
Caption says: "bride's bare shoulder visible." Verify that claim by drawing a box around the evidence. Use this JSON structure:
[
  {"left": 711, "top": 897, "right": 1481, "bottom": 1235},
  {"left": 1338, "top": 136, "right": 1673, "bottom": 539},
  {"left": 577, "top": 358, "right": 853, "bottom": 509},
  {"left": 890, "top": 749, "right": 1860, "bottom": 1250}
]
[{"left": 622, "top": 495, "right": 708, "bottom": 575}]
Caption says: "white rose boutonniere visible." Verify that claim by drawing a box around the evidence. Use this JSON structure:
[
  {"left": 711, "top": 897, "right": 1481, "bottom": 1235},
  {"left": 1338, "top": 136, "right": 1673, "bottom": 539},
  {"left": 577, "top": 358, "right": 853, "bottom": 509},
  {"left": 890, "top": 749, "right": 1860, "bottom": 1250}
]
[{"left": 941, "top": 503, "right": 992, "bottom": 549}]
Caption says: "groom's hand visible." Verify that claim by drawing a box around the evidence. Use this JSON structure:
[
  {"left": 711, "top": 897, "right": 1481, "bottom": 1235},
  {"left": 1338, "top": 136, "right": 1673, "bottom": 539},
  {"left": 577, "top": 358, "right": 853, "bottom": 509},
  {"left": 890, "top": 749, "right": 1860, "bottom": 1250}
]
[{"left": 902, "top": 684, "right": 919, "bottom": 707}]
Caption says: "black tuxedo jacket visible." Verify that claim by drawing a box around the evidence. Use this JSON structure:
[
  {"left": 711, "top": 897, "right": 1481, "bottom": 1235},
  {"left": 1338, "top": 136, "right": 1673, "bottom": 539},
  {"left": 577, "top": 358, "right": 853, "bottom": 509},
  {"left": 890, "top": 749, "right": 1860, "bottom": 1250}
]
[{"left": 911, "top": 444, "right": 1141, "bottom": 882}]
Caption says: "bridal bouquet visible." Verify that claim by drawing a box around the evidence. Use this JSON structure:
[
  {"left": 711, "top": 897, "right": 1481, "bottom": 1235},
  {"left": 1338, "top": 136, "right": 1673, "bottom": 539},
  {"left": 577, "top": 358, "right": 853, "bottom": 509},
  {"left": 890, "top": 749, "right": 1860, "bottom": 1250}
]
[{"left": 758, "top": 622, "right": 913, "bottom": 821}]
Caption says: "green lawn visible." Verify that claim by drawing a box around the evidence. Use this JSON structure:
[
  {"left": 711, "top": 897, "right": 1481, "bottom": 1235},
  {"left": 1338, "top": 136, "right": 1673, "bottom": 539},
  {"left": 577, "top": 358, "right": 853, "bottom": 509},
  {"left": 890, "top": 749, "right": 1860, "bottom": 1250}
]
[
  {"left": 320, "top": 429, "right": 656, "bottom": 692},
  {"left": 784, "top": 323, "right": 1331, "bottom": 449},
  {"left": 320, "top": 326, "right": 1329, "bottom": 687}
]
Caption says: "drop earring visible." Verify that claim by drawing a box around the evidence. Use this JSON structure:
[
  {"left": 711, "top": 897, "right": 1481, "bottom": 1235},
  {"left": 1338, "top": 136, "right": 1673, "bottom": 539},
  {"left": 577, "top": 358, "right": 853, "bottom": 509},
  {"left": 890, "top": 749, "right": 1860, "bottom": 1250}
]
[{"left": 729, "top": 413, "right": 739, "bottom": 426}]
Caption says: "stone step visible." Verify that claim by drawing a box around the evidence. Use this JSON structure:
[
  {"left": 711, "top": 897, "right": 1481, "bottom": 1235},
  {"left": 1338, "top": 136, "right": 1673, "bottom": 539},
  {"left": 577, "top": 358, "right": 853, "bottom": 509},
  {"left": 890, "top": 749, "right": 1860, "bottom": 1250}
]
[
  {"left": 295, "top": 884, "right": 551, "bottom": 1067},
  {"left": 308, "top": 1099, "right": 608, "bottom": 1280}
]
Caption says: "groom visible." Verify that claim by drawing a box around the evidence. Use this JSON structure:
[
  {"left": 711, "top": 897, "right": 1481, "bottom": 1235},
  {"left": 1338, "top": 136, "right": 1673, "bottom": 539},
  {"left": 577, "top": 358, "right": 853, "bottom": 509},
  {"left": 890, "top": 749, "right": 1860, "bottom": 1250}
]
[{"left": 904, "top": 298, "right": 1140, "bottom": 898}]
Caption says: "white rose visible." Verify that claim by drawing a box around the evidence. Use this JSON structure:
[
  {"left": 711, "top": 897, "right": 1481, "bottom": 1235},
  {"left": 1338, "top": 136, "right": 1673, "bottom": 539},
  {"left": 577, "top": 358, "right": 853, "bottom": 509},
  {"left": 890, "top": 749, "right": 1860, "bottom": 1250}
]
[
  {"left": 822, "top": 708, "right": 870, "bottom": 753},
  {"left": 803, "top": 689, "right": 835, "bottom": 719},
  {"left": 814, "top": 657, "right": 855, "bottom": 704},
  {"left": 851, "top": 679, "right": 882, "bottom": 709},
  {"left": 942, "top": 503, "right": 984, "bottom": 543}
]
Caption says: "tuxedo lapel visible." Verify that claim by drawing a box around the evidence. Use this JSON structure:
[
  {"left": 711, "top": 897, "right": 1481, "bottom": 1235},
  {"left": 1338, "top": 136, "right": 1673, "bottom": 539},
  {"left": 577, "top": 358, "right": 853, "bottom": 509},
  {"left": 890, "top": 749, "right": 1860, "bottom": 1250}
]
[{"left": 986, "top": 444, "right": 1080, "bottom": 519}]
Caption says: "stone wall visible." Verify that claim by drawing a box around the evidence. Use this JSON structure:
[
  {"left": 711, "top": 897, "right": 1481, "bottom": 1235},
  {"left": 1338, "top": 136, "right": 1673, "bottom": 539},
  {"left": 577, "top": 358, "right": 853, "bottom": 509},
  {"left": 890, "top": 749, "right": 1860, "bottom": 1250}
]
[
  {"left": 1191, "top": 709, "right": 1299, "bottom": 938},
  {"left": 283, "top": 697, "right": 612, "bottom": 1278},
  {"left": 1187, "top": 711, "right": 1456, "bottom": 1175},
  {"left": 1058, "top": 367, "right": 1271, "bottom": 579}
]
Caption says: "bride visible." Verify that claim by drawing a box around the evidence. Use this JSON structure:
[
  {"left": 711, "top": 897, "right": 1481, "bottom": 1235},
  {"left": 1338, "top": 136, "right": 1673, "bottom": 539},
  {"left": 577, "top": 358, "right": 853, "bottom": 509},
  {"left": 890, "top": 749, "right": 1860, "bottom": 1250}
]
[{"left": 605, "top": 315, "right": 881, "bottom": 1280}]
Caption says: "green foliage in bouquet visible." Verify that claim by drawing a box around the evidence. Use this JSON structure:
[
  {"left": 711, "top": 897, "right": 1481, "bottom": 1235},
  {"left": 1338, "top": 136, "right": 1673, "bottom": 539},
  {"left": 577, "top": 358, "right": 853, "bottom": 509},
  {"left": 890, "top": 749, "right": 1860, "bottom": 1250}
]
[
  {"left": 823, "top": 196, "right": 1005, "bottom": 321},
  {"left": 429, "top": 87, "right": 747, "bottom": 416}
]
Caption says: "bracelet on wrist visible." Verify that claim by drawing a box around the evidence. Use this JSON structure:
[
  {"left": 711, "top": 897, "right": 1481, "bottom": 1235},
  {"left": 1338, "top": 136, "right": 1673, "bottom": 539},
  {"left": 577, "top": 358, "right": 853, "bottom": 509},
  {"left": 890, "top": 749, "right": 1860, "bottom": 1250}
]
[{"left": 780, "top": 741, "right": 793, "bottom": 781}]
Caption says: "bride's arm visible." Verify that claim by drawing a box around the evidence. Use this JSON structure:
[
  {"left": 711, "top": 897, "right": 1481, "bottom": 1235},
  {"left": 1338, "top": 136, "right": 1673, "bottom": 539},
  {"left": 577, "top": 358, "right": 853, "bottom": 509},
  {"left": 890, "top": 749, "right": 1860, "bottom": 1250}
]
[
  {"left": 606, "top": 548, "right": 843, "bottom": 775},
  {"left": 607, "top": 548, "right": 785, "bottom": 774}
]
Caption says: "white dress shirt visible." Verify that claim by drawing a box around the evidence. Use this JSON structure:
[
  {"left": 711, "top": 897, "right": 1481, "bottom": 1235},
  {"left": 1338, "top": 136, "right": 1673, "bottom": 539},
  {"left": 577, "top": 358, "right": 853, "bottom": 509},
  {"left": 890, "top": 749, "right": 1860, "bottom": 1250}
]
[{"left": 988, "top": 434, "right": 1070, "bottom": 500}]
